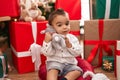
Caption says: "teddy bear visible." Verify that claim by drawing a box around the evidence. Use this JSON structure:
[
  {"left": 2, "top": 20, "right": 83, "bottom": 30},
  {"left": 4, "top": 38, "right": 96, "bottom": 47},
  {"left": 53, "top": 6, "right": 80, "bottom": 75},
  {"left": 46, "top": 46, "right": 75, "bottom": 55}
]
[
  {"left": 19, "top": 0, "right": 46, "bottom": 22},
  {"left": 83, "top": 71, "right": 110, "bottom": 80},
  {"left": 40, "top": 24, "right": 66, "bottom": 50}
]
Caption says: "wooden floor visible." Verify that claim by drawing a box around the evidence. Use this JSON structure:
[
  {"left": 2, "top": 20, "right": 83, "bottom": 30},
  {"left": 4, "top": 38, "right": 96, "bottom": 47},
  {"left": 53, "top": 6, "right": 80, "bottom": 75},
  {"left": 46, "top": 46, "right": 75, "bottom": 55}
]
[
  {"left": 3, "top": 67, "right": 116, "bottom": 80},
  {"left": 7, "top": 69, "right": 39, "bottom": 80},
  {"left": 4, "top": 48, "right": 117, "bottom": 80},
  {"left": 94, "top": 67, "right": 116, "bottom": 80}
]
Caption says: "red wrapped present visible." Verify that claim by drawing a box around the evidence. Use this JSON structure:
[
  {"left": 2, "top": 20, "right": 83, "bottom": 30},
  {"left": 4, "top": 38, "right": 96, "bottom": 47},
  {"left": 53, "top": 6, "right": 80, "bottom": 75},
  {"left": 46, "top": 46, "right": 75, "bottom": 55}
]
[
  {"left": 55, "top": 0, "right": 90, "bottom": 20},
  {"left": 116, "top": 41, "right": 120, "bottom": 80},
  {"left": 0, "top": 0, "right": 20, "bottom": 17},
  {"left": 90, "top": 0, "right": 120, "bottom": 19},
  {"left": 9, "top": 21, "right": 47, "bottom": 74},
  {"left": 84, "top": 19, "right": 120, "bottom": 67}
]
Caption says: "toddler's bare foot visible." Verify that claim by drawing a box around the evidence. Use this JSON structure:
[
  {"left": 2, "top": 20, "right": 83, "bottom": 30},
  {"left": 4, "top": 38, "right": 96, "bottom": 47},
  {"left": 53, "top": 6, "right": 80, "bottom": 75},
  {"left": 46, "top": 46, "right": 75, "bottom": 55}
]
[{"left": 8, "top": 65, "right": 13, "bottom": 72}]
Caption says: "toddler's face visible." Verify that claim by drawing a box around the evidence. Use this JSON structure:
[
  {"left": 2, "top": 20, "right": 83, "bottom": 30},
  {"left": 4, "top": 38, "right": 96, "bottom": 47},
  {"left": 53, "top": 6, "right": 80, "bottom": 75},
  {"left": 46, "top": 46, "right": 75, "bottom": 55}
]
[{"left": 51, "top": 15, "right": 70, "bottom": 35}]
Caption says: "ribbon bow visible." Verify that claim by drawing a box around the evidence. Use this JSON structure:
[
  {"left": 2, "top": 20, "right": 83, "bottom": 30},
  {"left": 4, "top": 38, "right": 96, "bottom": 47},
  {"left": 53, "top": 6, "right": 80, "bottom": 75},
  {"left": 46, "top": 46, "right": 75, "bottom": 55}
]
[
  {"left": 86, "top": 20, "right": 114, "bottom": 67},
  {"left": 29, "top": 22, "right": 42, "bottom": 71}
]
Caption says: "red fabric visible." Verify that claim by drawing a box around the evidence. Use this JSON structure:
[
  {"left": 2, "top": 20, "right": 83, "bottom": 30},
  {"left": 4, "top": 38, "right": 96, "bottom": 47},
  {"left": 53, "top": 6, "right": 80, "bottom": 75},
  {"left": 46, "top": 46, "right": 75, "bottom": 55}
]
[
  {"left": 69, "top": 31, "right": 80, "bottom": 36},
  {"left": 55, "top": 0, "right": 81, "bottom": 20},
  {"left": 9, "top": 21, "right": 47, "bottom": 73},
  {"left": 116, "top": 50, "right": 120, "bottom": 56},
  {"left": 0, "top": 0, "right": 20, "bottom": 17},
  {"left": 85, "top": 20, "right": 116, "bottom": 67},
  {"left": 38, "top": 57, "right": 93, "bottom": 80}
]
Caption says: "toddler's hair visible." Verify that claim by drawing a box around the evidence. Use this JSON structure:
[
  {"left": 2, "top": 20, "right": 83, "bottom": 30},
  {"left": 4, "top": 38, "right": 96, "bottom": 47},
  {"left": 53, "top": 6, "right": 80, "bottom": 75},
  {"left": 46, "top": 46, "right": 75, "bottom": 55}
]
[{"left": 48, "top": 8, "right": 69, "bottom": 25}]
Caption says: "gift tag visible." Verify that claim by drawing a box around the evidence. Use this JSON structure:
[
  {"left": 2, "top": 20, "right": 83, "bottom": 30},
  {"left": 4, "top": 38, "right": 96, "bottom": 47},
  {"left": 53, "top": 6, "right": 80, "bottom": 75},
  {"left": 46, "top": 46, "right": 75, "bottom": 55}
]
[{"left": 102, "top": 56, "right": 114, "bottom": 72}]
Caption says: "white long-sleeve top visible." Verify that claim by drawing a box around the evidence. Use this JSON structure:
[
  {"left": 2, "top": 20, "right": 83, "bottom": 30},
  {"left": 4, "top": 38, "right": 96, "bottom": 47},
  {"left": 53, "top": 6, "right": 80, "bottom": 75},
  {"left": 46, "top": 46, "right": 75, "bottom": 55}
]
[{"left": 41, "top": 34, "right": 83, "bottom": 65}]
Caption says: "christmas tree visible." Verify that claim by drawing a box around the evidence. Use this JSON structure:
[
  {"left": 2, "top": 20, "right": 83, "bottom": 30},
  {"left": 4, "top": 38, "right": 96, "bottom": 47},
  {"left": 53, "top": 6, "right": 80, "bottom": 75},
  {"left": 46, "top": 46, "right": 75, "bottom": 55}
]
[
  {"left": 38, "top": 1, "right": 55, "bottom": 20},
  {"left": 0, "top": 21, "right": 10, "bottom": 47}
]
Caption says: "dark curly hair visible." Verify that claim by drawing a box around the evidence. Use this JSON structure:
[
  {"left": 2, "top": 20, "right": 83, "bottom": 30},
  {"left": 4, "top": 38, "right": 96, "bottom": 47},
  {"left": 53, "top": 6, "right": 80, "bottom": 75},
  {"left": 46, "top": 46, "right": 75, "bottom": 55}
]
[{"left": 48, "top": 8, "right": 68, "bottom": 25}]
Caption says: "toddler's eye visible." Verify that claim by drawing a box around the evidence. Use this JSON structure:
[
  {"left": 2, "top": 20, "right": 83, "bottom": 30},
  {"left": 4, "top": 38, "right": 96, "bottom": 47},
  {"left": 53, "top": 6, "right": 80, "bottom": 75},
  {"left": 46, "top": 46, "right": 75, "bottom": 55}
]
[
  {"left": 57, "top": 24, "right": 62, "bottom": 27},
  {"left": 66, "top": 21, "right": 70, "bottom": 26}
]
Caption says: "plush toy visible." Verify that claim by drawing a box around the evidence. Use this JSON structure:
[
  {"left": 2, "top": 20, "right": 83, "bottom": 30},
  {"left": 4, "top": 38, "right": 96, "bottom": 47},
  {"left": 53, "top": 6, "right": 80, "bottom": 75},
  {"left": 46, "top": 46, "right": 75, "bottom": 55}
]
[
  {"left": 40, "top": 24, "right": 56, "bottom": 34},
  {"left": 20, "top": 0, "right": 46, "bottom": 22},
  {"left": 83, "top": 71, "right": 110, "bottom": 80},
  {"left": 52, "top": 33, "right": 66, "bottom": 50},
  {"left": 41, "top": 24, "right": 66, "bottom": 50}
]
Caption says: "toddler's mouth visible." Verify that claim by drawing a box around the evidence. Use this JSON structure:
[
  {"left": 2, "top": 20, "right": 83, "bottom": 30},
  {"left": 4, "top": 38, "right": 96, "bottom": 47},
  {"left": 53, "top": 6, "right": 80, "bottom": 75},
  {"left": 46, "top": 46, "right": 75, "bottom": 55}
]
[{"left": 63, "top": 30, "right": 68, "bottom": 33}]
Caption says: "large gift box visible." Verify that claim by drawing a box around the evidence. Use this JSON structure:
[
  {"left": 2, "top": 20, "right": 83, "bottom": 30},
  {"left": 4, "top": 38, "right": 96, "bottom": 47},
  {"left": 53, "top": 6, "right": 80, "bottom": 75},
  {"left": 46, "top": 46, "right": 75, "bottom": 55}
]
[
  {"left": 116, "top": 41, "right": 120, "bottom": 80},
  {"left": 55, "top": 0, "right": 90, "bottom": 20},
  {"left": 84, "top": 19, "right": 120, "bottom": 66},
  {"left": 9, "top": 21, "right": 47, "bottom": 74},
  {"left": 91, "top": 0, "right": 120, "bottom": 19},
  {"left": 0, "top": 0, "right": 20, "bottom": 17}
]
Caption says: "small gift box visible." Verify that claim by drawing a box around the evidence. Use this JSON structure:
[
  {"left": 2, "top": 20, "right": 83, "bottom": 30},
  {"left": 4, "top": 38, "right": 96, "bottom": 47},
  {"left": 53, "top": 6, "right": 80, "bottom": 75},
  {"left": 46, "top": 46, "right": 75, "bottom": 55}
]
[
  {"left": 102, "top": 56, "right": 114, "bottom": 71},
  {"left": 0, "top": 54, "right": 8, "bottom": 78}
]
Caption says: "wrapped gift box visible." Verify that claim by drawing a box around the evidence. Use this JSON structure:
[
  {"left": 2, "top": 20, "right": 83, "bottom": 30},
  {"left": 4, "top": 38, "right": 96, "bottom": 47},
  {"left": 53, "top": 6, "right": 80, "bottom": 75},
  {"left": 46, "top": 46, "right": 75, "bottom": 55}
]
[
  {"left": 102, "top": 56, "right": 114, "bottom": 71},
  {"left": 116, "top": 41, "right": 120, "bottom": 80},
  {"left": 92, "top": 0, "right": 120, "bottom": 19},
  {"left": 55, "top": 0, "right": 90, "bottom": 20},
  {"left": 0, "top": 54, "right": 8, "bottom": 78},
  {"left": 9, "top": 21, "right": 47, "bottom": 74},
  {"left": 0, "top": 0, "right": 20, "bottom": 17},
  {"left": 84, "top": 19, "right": 120, "bottom": 66}
]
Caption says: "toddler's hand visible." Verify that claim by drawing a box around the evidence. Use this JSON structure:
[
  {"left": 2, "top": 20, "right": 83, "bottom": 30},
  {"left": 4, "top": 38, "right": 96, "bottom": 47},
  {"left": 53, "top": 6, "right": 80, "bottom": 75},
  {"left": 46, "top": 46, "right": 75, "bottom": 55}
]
[
  {"left": 64, "top": 36, "right": 72, "bottom": 48},
  {"left": 44, "top": 32, "right": 52, "bottom": 43}
]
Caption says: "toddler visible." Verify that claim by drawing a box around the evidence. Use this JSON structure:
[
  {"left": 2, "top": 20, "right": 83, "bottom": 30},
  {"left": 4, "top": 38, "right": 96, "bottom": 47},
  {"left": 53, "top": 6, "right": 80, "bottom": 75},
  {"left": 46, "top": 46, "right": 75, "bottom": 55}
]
[{"left": 41, "top": 9, "right": 83, "bottom": 80}]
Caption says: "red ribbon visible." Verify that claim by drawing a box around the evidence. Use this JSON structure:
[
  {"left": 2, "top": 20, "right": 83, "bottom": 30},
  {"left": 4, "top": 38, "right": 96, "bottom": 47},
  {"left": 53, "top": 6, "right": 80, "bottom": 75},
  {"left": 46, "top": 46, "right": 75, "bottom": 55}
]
[
  {"left": 116, "top": 50, "right": 120, "bottom": 55},
  {"left": 85, "top": 19, "right": 116, "bottom": 67},
  {"left": 69, "top": 31, "right": 80, "bottom": 36}
]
